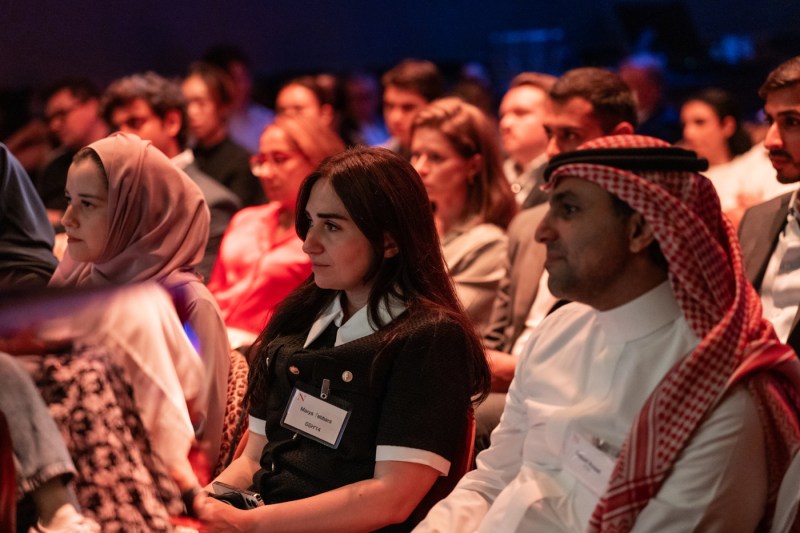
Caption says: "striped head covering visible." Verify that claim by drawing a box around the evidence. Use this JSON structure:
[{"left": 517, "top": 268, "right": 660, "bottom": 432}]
[{"left": 544, "top": 134, "right": 800, "bottom": 532}]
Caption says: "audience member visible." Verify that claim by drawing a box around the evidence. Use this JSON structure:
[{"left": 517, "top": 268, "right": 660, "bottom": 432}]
[
  {"left": 681, "top": 87, "right": 793, "bottom": 225},
  {"left": 0, "top": 144, "right": 58, "bottom": 287},
  {"left": 478, "top": 67, "right": 637, "bottom": 452},
  {"left": 0, "top": 353, "right": 100, "bottom": 532},
  {"left": 382, "top": 59, "right": 444, "bottom": 159},
  {"left": 203, "top": 44, "right": 275, "bottom": 154},
  {"left": 195, "top": 147, "right": 490, "bottom": 532},
  {"left": 618, "top": 53, "right": 681, "bottom": 143},
  {"left": 314, "top": 73, "right": 364, "bottom": 147},
  {"left": 48, "top": 132, "right": 230, "bottom": 467},
  {"left": 102, "top": 71, "right": 241, "bottom": 280},
  {"left": 208, "top": 115, "right": 344, "bottom": 348},
  {"left": 275, "top": 76, "right": 336, "bottom": 132},
  {"left": 344, "top": 72, "right": 389, "bottom": 146},
  {"left": 498, "top": 72, "right": 557, "bottom": 207},
  {"left": 182, "top": 62, "right": 264, "bottom": 207},
  {"left": 38, "top": 79, "right": 109, "bottom": 229},
  {"left": 740, "top": 55, "right": 800, "bottom": 356},
  {"left": 411, "top": 97, "right": 517, "bottom": 334},
  {"left": 417, "top": 134, "right": 800, "bottom": 532},
  {"left": 452, "top": 63, "right": 495, "bottom": 119}
]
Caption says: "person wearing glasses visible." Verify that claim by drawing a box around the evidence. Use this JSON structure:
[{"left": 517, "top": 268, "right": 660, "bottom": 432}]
[
  {"left": 208, "top": 115, "right": 345, "bottom": 348},
  {"left": 37, "top": 78, "right": 109, "bottom": 230},
  {"left": 101, "top": 71, "right": 241, "bottom": 280}
]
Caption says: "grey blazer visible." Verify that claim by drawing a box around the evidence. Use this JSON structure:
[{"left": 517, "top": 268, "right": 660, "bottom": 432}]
[
  {"left": 738, "top": 191, "right": 800, "bottom": 354},
  {"left": 483, "top": 205, "right": 548, "bottom": 353}
]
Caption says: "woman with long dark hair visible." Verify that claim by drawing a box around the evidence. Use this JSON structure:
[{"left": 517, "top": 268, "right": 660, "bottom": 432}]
[{"left": 197, "top": 147, "right": 490, "bottom": 532}]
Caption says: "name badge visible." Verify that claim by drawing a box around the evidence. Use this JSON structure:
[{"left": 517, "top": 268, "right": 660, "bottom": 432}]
[
  {"left": 562, "top": 428, "right": 616, "bottom": 497},
  {"left": 281, "top": 380, "right": 351, "bottom": 448}
]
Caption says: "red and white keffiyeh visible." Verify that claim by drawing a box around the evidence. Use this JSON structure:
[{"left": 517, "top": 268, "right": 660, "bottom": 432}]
[{"left": 544, "top": 135, "right": 800, "bottom": 532}]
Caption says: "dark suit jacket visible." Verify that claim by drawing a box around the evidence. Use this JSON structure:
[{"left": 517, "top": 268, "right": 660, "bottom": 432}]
[
  {"left": 181, "top": 162, "right": 241, "bottom": 281},
  {"left": 520, "top": 162, "right": 548, "bottom": 210},
  {"left": 738, "top": 191, "right": 800, "bottom": 353},
  {"left": 484, "top": 205, "right": 548, "bottom": 352}
]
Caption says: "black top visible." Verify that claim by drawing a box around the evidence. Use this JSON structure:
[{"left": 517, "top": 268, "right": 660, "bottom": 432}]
[
  {"left": 36, "top": 149, "right": 74, "bottom": 211},
  {"left": 248, "top": 309, "right": 474, "bottom": 531},
  {"left": 193, "top": 137, "right": 265, "bottom": 208}
]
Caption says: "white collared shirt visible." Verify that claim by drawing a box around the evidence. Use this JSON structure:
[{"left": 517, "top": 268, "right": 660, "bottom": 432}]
[
  {"left": 760, "top": 189, "right": 800, "bottom": 343},
  {"left": 303, "top": 292, "right": 406, "bottom": 348}
]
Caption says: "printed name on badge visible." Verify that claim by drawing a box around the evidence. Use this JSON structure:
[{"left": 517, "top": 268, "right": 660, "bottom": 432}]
[{"left": 281, "top": 383, "right": 351, "bottom": 448}]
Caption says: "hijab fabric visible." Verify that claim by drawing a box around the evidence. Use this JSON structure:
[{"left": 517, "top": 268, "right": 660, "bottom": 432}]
[{"left": 50, "top": 132, "right": 209, "bottom": 288}]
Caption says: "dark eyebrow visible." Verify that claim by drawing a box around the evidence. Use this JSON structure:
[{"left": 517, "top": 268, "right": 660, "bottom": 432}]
[
  {"left": 316, "top": 212, "right": 349, "bottom": 220},
  {"left": 550, "top": 190, "right": 579, "bottom": 204}
]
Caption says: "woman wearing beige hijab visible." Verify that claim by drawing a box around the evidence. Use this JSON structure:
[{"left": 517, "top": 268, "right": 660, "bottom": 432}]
[{"left": 50, "top": 132, "right": 231, "bottom": 470}]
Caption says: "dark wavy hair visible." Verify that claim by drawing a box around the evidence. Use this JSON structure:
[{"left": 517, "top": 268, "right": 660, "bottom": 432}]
[
  {"left": 250, "top": 147, "right": 490, "bottom": 402},
  {"left": 684, "top": 87, "right": 752, "bottom": 157}
]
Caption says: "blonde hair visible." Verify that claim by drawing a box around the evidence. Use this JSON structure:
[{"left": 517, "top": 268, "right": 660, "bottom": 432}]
[{"left": 268, "top": 115, "right": 345, "bottom": 167}]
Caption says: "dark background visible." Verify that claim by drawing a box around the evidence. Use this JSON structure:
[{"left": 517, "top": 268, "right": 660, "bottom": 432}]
[{"left": 3, "top": 0, "right": 800, "bottom": 133}]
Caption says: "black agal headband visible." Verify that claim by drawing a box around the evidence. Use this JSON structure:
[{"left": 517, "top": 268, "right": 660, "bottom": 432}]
[{"left": 544, "top": 147, "right": 709, "bottom": 182}]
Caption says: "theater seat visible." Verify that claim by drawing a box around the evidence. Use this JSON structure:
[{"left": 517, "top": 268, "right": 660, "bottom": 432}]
[
  {"left": 409, "top": 408, "right": 476, "bottom": 525},
  {"left": 213, "top": 349, "right": 250, "bottom": 477},
  {"left": 0, "top": 410, "right": 16, "bottom": 533}
]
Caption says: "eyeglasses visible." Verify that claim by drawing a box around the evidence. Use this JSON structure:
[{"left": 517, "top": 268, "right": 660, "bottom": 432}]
[
  {"left": 45, "top": 101, "right": 84, "bottom": 126},
  {"left": 249, "top": 151, "right": 303, "bottom": 175}
]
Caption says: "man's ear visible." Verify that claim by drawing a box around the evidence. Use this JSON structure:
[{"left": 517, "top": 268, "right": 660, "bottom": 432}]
[
  {"left": 611, "top": 121, "right": 636, "bottom": 135},
  {"left": 163, "top": 109, "right": 183, "bottom": 139},
  {"left": 383, "top": 233, "right": 399, "bottom": 258},
  {"left": 627, "top": 212, "right": 656, "bottom": 254}
]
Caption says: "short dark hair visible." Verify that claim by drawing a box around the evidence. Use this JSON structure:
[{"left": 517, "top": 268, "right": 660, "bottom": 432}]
[
  {"left": 381, "top": 59, "right": 444, "bottom": 102},
  {"left": 185, "top": 61, "right": 235, "bottom": 109},
  {"left": 101, "top": 72, "right": 188, "bottom": 149},
  {"left": 43, "top": 78, "right": 101, "bottom": 104},
  {"left": 759, "top": 55, "right": 800, "bottom": 99},
  {"left": 509, "top": 72, "right": 557, "bottom": 94},
  {"left": 280, "top": 75, "right": 332, "bottom": 107},
  {"left": 550, "top": 67, "right": 638, "bottom": 132}
]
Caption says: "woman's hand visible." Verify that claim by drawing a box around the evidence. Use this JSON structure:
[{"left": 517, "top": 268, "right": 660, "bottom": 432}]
[{"left": 195, "top": 492, "right": 251, "bottom": 533}]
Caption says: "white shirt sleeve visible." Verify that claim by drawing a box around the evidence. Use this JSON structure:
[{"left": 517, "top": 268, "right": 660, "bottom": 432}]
[{"left": 631, "top": 386, "right": 767, "bottom": 533}]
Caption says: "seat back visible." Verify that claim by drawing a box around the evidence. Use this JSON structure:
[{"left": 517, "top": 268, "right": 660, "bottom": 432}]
[
  {"left": 0, "top": 410, "right": 16, "bottom": 533},
  {"left": 213, "top": 349, "right": 251, "bottom": 477},
  {"left": 408, "top": 408, "right": 476, "bottom": 525}
]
